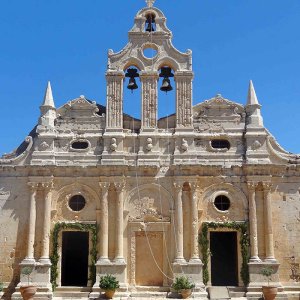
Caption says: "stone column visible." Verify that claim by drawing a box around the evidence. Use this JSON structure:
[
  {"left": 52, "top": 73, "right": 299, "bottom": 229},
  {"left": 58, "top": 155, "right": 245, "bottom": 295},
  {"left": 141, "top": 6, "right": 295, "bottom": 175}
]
[
  {"left": 24, "top": 182, "right": 38, "bottom": 263},
  {"left": 106, "top": 71, "right": 125, "bottom": 131},
  {"left": 174, "top": 71, "right": 194, "bottom": 129},
  {"left": 263, "top": 182, "right": 276, "bottom": 262},
  {"left": 98, "top": 182, "right": 110, "bottom": 263},
  {"left": 173, "top": 182, "right": 185, "bottom": 263},
  {"left": 189, "top": 183, "right": 202, "bottom": 263},
  {"left": 114, "top": 182, "right": 126, "bottom": 264},
  {"left": 140, "top": 71, "right": 159, "bottom": 130},
  {"left": 39, "top": 182, "right": 53, "bottom": 265},
  {"left": 247, "top": 182, "right": 260, "bottom": 262}
]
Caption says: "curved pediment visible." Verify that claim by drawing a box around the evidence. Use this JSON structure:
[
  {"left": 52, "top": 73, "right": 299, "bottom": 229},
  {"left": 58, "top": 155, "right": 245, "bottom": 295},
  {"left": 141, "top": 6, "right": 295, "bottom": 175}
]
[{"left": 107, "top": 5, "right": 191, "bottom": 72}]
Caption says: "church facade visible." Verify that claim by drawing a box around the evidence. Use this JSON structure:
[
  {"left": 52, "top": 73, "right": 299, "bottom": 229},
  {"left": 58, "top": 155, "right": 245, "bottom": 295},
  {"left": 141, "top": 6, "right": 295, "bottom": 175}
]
[{"left": 0, "top": 1, "right": 299, "bottom": 299}]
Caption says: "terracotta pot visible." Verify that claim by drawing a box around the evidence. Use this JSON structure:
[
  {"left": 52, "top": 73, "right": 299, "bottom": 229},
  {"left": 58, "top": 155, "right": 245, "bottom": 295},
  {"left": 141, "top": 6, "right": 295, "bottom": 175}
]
[
  {"left": 104, "top": 289, "right": 116, "bottom": 299},
  {"left": 180, "top": 289, "right": 192, "bottom": 299},
  {"left": 262, "top": 286, "right": 278, "bottom": 300},
  {"left": 20, "top": 286, "right": 37, "bottom": 300}
]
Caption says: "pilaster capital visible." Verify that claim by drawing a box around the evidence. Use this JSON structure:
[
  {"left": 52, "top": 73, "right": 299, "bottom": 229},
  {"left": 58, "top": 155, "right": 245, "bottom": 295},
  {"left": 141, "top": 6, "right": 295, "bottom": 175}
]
[
  {"left": 174, "top": 71, "right": 194, "bottom": 80},
  {"left": 105, "top": 70, "right": 125, "bottom": 79},
  {"left": 262, "top": 182, "right": 273, "bottom": 192},
  {"left": 139, "top": 71, "right": 159, "bottom": 79}
]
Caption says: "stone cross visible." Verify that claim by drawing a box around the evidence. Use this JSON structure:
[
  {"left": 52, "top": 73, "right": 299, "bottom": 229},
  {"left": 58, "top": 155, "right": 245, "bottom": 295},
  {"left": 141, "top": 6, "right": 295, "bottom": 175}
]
[{"left": 146, "top": 0, "right": 155, "bottom": 8}]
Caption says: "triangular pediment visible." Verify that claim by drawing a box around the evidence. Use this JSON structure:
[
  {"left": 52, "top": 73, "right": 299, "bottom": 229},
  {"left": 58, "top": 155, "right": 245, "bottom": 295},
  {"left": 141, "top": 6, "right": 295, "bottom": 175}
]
[
  {"left": 58, "top": 97, "right": 99, "bottom": 118},
  {"left": 193, "top": 94, "right": 245, "bottom": 124}
]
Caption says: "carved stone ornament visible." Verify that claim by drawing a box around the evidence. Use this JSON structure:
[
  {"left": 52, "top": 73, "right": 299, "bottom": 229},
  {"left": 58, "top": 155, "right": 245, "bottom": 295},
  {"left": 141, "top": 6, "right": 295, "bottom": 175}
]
[
  {"left": 129, "top": 196, "right": 170, "bottom": 222},
  {"left": 145, "top": 137, "right": 153, "bottom": 152},
  {"left": 39, "top": 141, "right": 50, "bottom": 151},
  {"left": 0, "top": 188, "right": 10, "bottom": 196},
  {"left": 110, "top": 138, "right": 117, "bottom": 152},
  {"left": 251, "top": 140, "right": 262, "bottom": 150},
  {"left": 181, "top": 138, "right": 188, "bottom": 152}
]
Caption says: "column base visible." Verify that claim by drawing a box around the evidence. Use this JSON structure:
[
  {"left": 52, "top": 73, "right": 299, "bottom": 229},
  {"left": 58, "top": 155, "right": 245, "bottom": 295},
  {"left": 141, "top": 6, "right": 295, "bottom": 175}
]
[
  {"left": 38, "top": 257, "right": 52, "bottom": 266},
  {"left": 113, "top": 257, "right": 126, "bottom": 265},
  {"left": 250, "top": 256, "right": 262, "bottom": 262},
  {"left": 20, "top": 258, "right": 36, "bottom": 265},
  {"left": 264, "top": 257, "right": 278, "bottom": 263}
]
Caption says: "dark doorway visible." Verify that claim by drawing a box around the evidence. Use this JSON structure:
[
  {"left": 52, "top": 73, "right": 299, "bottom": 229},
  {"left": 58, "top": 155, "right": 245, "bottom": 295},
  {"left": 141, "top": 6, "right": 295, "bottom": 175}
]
[
  {"left": 61, "top": 231, "right": 89, "bottom": 286},
  {"left": 210, "top": 231, "right": 238, "bottom": 286}
]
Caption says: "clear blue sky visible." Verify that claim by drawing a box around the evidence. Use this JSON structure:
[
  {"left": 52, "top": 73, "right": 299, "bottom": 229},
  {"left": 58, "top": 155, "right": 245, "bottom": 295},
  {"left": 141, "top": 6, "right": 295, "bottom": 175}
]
[{"left": 1, "top": 0, "right": 300, "bottom": 155}]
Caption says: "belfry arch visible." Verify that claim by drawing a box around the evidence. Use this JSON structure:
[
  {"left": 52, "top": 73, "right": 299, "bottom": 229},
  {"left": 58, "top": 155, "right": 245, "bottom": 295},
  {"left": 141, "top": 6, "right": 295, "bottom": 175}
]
[{"left": 105, "top": 4, "right": 193, "bottom": 132}]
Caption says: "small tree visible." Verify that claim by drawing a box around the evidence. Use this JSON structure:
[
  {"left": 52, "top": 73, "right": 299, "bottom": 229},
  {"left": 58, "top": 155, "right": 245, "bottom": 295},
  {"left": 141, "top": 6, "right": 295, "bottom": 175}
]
[{"left": 261, "top": 266, "right": 274, "bottom": 286}]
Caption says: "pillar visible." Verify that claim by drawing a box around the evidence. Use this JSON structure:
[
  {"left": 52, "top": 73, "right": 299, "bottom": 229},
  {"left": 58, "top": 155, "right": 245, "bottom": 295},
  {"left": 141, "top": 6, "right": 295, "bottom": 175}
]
[
  {"left": 39, "top": 182, "right": 53, "bottom": 265},
  {"left": 106, "top": 71, "right": 124, "bottom": 131},
  {"left": 98, "top": 182, "right": 110, "bottom": 263},
  {"left": 24, "top": 182, "right": 38, "bottom": 263},
  {"left": 173, "top": 182, "right": 185, "bottom": 263},
  {"left": 263, "top": 182, "right": 276, "bottom": 262},
  {"left": 174, "top": 71, "right": 193, "bottom": 129},
  {"left": 140, "top": 71, "right": 159, "bottom": 130},
  {"left": 247, "top": 182, "right": 260, "bottom": 262},
  {"left": 190, "top": 183, "right": 201, "bottom": 263},
  {"left": 114, "top": 182, "right": 125, "bottom": 263}
]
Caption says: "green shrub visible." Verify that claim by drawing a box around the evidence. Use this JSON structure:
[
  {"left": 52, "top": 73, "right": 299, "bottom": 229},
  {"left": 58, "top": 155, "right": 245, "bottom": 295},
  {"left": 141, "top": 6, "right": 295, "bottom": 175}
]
[
  {"left": 99, "top": 274, "right": 120, "bottom": 290},
  {"left": 172, "top": 276, "right": 195, "bottom": 291},
  {"left": 0, "top": 282, "right": 3, "bottom": 292}
]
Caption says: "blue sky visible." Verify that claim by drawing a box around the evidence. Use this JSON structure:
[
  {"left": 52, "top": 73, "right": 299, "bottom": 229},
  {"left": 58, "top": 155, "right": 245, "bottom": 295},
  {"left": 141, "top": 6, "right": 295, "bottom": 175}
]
[{"left": 0, "top": 0, "right": 300, "bottom": 155}]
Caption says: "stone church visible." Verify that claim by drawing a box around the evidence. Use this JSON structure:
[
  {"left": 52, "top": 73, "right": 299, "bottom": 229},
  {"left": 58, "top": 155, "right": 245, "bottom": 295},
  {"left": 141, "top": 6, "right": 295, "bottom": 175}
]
[{"left": 0, "top": 0, "right": 299, "bottom": 299}]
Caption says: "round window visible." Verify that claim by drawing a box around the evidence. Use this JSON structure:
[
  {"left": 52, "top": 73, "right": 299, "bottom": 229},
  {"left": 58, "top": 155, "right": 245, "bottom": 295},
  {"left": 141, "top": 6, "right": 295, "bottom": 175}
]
[
  {"left": 69, "top": 195, "right": 86, "bottom": 211},
  {"left": 214, "top": 195, "right": 230, "bottom": 211}
]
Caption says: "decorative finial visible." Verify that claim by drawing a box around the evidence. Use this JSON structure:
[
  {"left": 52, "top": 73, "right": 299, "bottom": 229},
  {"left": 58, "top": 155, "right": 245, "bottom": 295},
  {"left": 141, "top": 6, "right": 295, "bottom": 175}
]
[{"left": 146, "top": 0, "right": 155, "bottom": 8}]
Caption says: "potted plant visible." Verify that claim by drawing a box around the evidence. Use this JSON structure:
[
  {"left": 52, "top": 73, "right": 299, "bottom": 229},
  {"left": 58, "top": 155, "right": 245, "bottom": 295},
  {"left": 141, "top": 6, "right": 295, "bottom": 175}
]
[
  {"left": 261, "top": 266, "right": 278, "bottom": 300},
  {"left": 172, "top": 275, "right": 195, "bottom": 299},
  {"left": 99, "top": 274, "right": 120, "bottom": 299},
  {"left": 19, "top": 266, "right": 37, "bottom": 300}
]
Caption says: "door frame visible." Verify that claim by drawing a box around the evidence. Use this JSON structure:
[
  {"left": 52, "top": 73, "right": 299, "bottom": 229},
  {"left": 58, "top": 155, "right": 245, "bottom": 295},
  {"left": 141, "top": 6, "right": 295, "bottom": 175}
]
[
  {"left": 208, "top": 228, "right": 242, "bottom": 286},
  {"left": 54, "top": 224, "right": 96, "bottom": 287},
  {"left": 128, "top": 221, "right": 170, "bottom": 287}
]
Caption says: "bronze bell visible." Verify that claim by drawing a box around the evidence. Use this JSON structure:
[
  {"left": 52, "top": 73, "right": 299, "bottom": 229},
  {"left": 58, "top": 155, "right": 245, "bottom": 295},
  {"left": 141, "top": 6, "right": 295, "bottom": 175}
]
[
  {"left": 127, "top": 77, "right": 138, "bottom": 91},
  {"left": 159, "top": 67, "right": 174, "bottom": 93},
  {"left": 160, "top": 78, "right": 173, "bottom": 92},
  {"left": 125, "top": 68, "right": 139, "bottom": 92},
  {"left": 145, "top": 22, "right": 155, "bottom": 32}
]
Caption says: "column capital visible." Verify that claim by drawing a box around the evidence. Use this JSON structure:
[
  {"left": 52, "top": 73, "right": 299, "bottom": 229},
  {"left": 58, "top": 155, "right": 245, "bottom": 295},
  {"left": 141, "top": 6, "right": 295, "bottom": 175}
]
[
  {"left": 27, "top": 182, "right": 39, "bottom": 191},
  {"left": 114, "top": 181, "right": 126, "bottom": 192},
  {"left": 41, "top": 181, "right": 54, "bottom": 192},
  {"left": 262, "top": 182, "right": 273, "bottom": 192},
  {"left": 173, "top": 182, "right": 183, "bottom": 191},
  {"left": 99, "top": 182, "right": 110, "bottom": 191},
  {"left": 189, "top": 182, "right": 200, "bottom": 192},
  {"left": 247, "top": 182, "right": 258, "bottom": 191}
]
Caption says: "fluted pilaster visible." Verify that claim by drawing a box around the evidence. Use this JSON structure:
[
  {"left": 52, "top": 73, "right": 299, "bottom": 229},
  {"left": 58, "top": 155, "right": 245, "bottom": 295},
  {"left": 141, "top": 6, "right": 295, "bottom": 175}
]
[
  {"left": 106, "top": 71, "right": 125, "bottom": 130},
  {"left": 175, "top": 71, "right": 193, "bottom": 129},
  {"left": 140, "top": 71, "right": 159, "bottom": 130}
]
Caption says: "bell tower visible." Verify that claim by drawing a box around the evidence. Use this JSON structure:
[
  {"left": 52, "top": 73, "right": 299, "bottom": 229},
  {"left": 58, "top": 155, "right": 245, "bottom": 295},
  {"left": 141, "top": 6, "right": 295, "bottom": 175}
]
[{"left": 105, "top": 0, "right": 193, "bottom": 133}]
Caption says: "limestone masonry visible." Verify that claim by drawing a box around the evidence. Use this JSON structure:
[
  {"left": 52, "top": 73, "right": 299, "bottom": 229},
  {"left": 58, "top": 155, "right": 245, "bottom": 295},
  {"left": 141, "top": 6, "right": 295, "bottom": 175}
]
[{"left": 0, "top": 1, "right": 299, "bottom": 299}]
